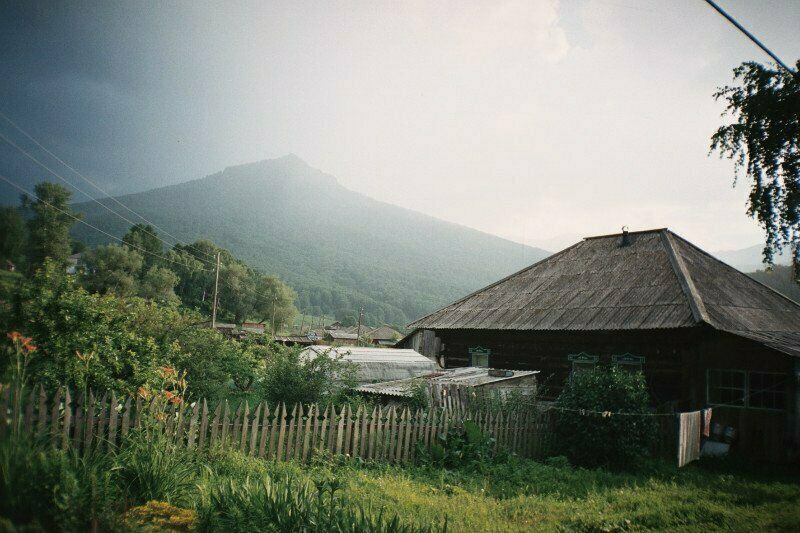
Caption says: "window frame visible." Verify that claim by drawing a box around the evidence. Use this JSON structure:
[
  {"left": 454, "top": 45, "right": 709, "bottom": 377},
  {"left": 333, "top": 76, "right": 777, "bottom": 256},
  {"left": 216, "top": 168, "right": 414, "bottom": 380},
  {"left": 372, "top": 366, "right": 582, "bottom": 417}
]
[
  {"left": 706, "top": 368, "right": 788, "bottom": 411},
  {"left": 612, "top": 353, "right": 645, "bottom": 373},
  {"left": 568, "top": 353, "right": 599, "bottom": 375}
]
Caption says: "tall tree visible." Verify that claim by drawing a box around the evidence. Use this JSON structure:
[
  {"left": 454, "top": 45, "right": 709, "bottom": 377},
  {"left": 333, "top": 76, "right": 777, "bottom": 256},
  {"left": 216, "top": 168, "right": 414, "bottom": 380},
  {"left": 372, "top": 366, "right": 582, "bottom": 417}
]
[
  {"left": 24, "top": 182, "right": 80, "bottom": 271},
  {"left": 0, "top": 206, "right": 26, "bottom": 265},
  {"left": 80, "top": 244, "right": 144, "bottom": 296},
  {"left": 122, "top": 223, "right": 163, "bottom": 268},
  {"left": 711, "top": 60, "right": 800, "bottom": 277}
]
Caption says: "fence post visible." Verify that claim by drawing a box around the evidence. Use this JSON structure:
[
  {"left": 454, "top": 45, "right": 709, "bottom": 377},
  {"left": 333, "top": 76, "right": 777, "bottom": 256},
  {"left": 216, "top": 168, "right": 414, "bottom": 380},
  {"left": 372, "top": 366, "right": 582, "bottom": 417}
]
[{"left": 108, "top": 392, "right": 119, "bottom": 451}]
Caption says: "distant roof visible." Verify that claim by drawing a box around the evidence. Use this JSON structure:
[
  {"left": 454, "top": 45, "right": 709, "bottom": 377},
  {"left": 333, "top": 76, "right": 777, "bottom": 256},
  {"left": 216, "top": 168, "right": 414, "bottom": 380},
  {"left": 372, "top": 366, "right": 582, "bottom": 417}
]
[
  {"left": 408, "top": 229, "right": 800, "bottom": 357},
  {"left": 368, "top": 325, "right": 402, "bottom": 340},
  {"left": 325, "top": 330, "right": 358, "bottom": 340},
  {"left": 301, "top": 345, "right": 437, "bottom": 383},
  {"left": 356, "top": 367, "right": 539, "bottom": 397},
  {"left": 273, "top": 335, "right": 313, "bottom": 344}
]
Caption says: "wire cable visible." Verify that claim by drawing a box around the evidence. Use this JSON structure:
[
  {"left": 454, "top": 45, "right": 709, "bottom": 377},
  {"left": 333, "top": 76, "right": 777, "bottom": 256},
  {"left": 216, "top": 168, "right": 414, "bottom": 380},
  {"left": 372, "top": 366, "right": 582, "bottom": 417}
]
[
  {"left": 702, "top": 0, "right": 799, "bottom": 79},
  {"left": 0, "top": 173, "right": 216, "bottom": 274},
  {"left": 0, "top": 122, "right": 218, "bottom": 262}
]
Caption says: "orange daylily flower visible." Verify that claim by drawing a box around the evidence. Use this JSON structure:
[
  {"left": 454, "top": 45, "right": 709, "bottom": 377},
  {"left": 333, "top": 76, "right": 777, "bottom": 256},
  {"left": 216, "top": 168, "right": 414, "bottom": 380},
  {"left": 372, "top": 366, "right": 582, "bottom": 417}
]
[
  {"left": 169, "top": 396, "right": 183, "bottom": 405},
  {"left": 6, "top": 331, "right": 22, "bottom": 343},
  {"left": 159, "top": 366, "right": 177, "bottom": 378},
  {"left": 22, "top": 342, "right": 37, "bottom": 353},
  {"left": 138, "top": 387, "right": 151, "bottom": 400}
]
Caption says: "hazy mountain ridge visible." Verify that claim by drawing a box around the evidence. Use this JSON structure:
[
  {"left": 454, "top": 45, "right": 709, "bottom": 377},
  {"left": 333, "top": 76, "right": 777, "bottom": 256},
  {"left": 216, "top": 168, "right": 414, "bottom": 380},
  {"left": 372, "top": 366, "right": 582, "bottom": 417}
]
[
  {"left": 712, "top": 244, "right": 791, "bottom": 273},
  {"left": 71, "top": 155, "right": 550, "bottom": 326}
]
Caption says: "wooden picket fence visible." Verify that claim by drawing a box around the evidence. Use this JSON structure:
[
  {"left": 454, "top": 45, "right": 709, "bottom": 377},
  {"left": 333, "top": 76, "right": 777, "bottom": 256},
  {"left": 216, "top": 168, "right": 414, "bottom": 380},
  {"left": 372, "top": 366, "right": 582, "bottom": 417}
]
[{"left": 0, "top": 385, "right": 553, "bottom": 464}]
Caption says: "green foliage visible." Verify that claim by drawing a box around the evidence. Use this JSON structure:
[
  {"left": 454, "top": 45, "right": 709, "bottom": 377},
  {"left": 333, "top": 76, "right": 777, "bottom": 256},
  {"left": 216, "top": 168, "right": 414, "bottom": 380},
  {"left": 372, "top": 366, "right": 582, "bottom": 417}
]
[
  {"left": 0, "top": 206, "right": 26, "bottom": 266},
  {"left": 171, "top": 328, "right": 261, "bottom": 403},
  {"left": 139, "top": 265, "right": 181, "bottom": 305},
  {"left": 24, "top": 182, "right": 79, "bottom": 271},
  {"left": 123, "top": 223, "right": 164, "bottom": 268},
  {"left": 260, "top": 344, "right": 355, "bottom": 407},
  {"left": 13, "top": 260, "right": 186, "bottom": 393},
  {"left": 168, "top": 240, "right": 297, "bottom": 325},
  {"left": 418, "top": 420, "right": 498, "bottom": 470},
  {"left": 80, "top": 243, "right": 144, "bottom": 296},
  {"left": 115, "top": 429, "right": 199, "bottom": 507},
  {"left": 554, "top": 366, "right": 658, "bottom": 467},
  {"left": 0, "top": 436, "right": 121, "bottom": 531},
  {"left": 711, "top": 60, "right": 800, "bottom": 272},
  {"left": 197, "top": 474, "right": 438, "bottom": 533}
]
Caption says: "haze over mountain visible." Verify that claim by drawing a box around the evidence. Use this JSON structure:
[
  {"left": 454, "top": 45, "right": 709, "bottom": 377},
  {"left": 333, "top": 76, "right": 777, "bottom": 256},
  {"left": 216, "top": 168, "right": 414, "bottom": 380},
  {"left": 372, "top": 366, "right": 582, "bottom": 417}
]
[
  {"left": 712, "top": 244, "right": 792, "bottom": 273},
  {"left": 71, "top": 155, "right": 549, "bottom": 326}
]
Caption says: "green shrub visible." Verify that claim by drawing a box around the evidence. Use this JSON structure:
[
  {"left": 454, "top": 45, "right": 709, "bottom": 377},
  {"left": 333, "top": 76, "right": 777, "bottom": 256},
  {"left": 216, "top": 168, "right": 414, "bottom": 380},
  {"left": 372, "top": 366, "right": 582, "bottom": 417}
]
[
  {"left": 260, "top": 345, "right": 354, "bottom": 407},
  {"left": 0, "top": 435, "right": 120, "bottom": 531},
  {"left": 115, "top": 428, "right": 198, "bottom": 507},
  {"left": 197, "top": 474, "right": 441, "bottom": 532},
  {"left": 418, "top": 420, "right": 498, "bottom": 470},
  {"left": 554, "top": 366, "right": 658, "bottom": 467}
]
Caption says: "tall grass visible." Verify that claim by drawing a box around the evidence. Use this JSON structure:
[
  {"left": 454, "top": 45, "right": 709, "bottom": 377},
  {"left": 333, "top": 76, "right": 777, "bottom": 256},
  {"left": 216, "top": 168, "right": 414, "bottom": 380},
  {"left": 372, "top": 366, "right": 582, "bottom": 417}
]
[{"left": 197, "top": 474, "right": 444, "bottom": 533}]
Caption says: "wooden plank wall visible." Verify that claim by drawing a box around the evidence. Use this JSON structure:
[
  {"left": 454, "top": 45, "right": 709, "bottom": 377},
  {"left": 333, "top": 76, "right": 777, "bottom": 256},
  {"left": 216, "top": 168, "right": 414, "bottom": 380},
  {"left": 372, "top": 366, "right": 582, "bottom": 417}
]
[{"left": 0, "top": 385, "right": 553, "bottom": 464}]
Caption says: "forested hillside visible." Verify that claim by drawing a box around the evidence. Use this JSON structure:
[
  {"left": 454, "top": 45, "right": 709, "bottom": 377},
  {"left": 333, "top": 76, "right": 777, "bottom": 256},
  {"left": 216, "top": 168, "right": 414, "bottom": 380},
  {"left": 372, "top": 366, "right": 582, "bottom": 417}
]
[
  {"left": 71, "top": 155, "right": 549, "bottom": 326},
  {"left": 748, "top": 265, "right": 800, "bottom": 304}
]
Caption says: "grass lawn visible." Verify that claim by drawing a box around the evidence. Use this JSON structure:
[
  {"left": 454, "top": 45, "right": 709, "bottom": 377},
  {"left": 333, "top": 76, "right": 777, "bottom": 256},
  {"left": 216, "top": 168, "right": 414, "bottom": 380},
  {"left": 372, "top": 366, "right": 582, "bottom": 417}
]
[
  {"left": 217, "top": 452, "right": 800, "bottom": 532},
  {"left": 3, "top": 432, "right": 800, "bottom": 531}
]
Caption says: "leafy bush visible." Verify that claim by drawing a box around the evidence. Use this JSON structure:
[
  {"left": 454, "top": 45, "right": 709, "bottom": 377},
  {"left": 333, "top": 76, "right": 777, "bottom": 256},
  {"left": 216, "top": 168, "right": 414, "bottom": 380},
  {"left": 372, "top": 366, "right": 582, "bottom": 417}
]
[
  {"left": 554, "top": 366, "right": 658, "bottom": 467},
  {"left": 260, "top": 344, "right": 355, "bottom": 407},
  {"left": 419, "top": 420, "right": 498, "bottom": 470}
]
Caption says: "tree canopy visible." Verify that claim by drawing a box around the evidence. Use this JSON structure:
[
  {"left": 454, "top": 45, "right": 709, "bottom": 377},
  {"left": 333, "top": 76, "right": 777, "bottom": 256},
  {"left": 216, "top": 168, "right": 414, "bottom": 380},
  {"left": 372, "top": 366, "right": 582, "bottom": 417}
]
[
  {"left": 711, "top": 60, "right": 800, "bottom": 277},
  {"left": 24, "top": 182, "right": 79, "bottom": 271}
]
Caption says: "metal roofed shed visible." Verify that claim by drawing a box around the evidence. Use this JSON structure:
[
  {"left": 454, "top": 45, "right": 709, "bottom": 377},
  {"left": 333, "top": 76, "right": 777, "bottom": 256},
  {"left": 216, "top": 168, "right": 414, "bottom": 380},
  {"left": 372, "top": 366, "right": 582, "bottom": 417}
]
[
  {"left": 300, "top": 345, "right": 437, "bottom": 384},
  {"left": 356, "top": 367, "right": 539, "bottom": 401}
]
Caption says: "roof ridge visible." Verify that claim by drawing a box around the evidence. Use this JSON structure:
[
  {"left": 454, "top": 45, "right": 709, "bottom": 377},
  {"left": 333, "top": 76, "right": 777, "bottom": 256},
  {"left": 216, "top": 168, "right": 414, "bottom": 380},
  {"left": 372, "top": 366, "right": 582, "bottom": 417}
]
[
  {"left": 660, "top": 230, "right": 711, "bottom": 326},
  {"left": 406, "top": 239, "right": 583, "bottom": 328},
  {"left": 667, "top": 231, "right": 800, "bottom": 311},
  {"left": 583, "top": 227, "right": 669, "bottom": 240}
]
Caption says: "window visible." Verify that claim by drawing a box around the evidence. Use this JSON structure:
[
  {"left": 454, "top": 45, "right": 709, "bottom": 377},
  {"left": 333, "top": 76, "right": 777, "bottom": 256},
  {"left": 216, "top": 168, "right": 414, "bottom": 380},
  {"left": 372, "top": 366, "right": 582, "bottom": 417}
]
[
  {"left": 749, "top": 372, "right": 787, "bottom": 410},
  {"left": 707, "top": 369, "right": 746, "bottom": 407},
  {"left": 612, "top": 353, "right": 645, "bottom": 373},
  {"left": 568, "top": 353, "right": 598, "bottom": 374},
  {"left": 707, "top": 369, "right": 787, "bottom": 410},
  {"left": 468, "top": 346, "right": 491, "bottom": 368}
]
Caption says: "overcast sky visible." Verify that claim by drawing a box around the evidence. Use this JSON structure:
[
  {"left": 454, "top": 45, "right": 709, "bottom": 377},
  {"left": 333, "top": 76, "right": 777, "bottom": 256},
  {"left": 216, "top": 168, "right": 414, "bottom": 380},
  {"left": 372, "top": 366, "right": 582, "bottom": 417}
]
[{"left": 0, "top": 0, "right": 798, "bottom": 253}]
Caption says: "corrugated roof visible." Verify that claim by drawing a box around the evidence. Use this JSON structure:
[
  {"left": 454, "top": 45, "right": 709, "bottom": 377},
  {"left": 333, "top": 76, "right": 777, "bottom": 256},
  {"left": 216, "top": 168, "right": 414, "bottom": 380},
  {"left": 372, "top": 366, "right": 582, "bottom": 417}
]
[
  {"left": 356, "top": 367, "right": 539, "bottom": 397},
  {"left": 325, "top": 330, "right": 359, "bottom": 340},
  {"left": 408, "top": 229, "right": 800, "bottom": 357},
  {"left": 301, "top": 345, "right": 437, "bottom": 383}
]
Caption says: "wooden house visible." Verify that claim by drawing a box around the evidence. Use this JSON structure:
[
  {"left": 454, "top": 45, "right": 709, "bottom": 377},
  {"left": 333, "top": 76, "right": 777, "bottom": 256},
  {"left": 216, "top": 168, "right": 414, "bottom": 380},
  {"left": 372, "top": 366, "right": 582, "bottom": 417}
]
[{"left": 401, "top": 229, "right": 800, "bottom": 460}]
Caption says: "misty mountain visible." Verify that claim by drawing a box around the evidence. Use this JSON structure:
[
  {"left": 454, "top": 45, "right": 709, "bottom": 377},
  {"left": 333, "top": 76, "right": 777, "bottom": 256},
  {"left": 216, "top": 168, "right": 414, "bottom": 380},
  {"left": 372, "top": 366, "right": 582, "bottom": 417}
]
[
  {"left": 713, "top": 244, "right": 792, "bottom": 273},
  {"left": 71, "top": 155, "right": 549, "bottom": 326}
]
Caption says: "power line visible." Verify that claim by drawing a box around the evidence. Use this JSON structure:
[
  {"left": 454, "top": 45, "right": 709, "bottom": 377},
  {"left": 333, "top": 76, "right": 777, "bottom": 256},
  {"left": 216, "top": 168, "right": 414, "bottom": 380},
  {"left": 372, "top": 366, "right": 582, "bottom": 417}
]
[
  {"left": 2, "top": 171, "right": 281, "bottom": 311},
  {"left": 0, "top": 117, "right": 218, "bottom": 262},
  {"left": 702, "top": 0, "right": 799, "bottom": 79},
  {"left": 0, "top": 173, "right": 215, "bottom": 273}
]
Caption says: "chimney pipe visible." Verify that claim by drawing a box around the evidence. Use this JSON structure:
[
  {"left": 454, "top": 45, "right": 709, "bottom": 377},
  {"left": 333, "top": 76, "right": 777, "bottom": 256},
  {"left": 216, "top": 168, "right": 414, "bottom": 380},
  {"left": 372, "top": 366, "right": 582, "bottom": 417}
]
[{"left": 621, "top": 226, "right": 630, "bottom": 247}]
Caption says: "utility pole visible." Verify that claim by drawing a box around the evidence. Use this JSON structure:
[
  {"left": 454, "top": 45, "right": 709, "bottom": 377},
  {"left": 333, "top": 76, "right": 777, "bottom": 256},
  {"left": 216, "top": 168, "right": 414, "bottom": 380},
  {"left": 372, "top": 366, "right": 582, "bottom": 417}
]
[
  {"left": 211, "top": 252, "right": 221, "bottom": 328},
  {"left": 299, "top": 314, "right": 306, "bottom": 334},
  {"left": 270, "top": 296, "right": 278, "bottom": 338},
  {"left": 356, "top": 305, "right": 364, "bottom": 346}
]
